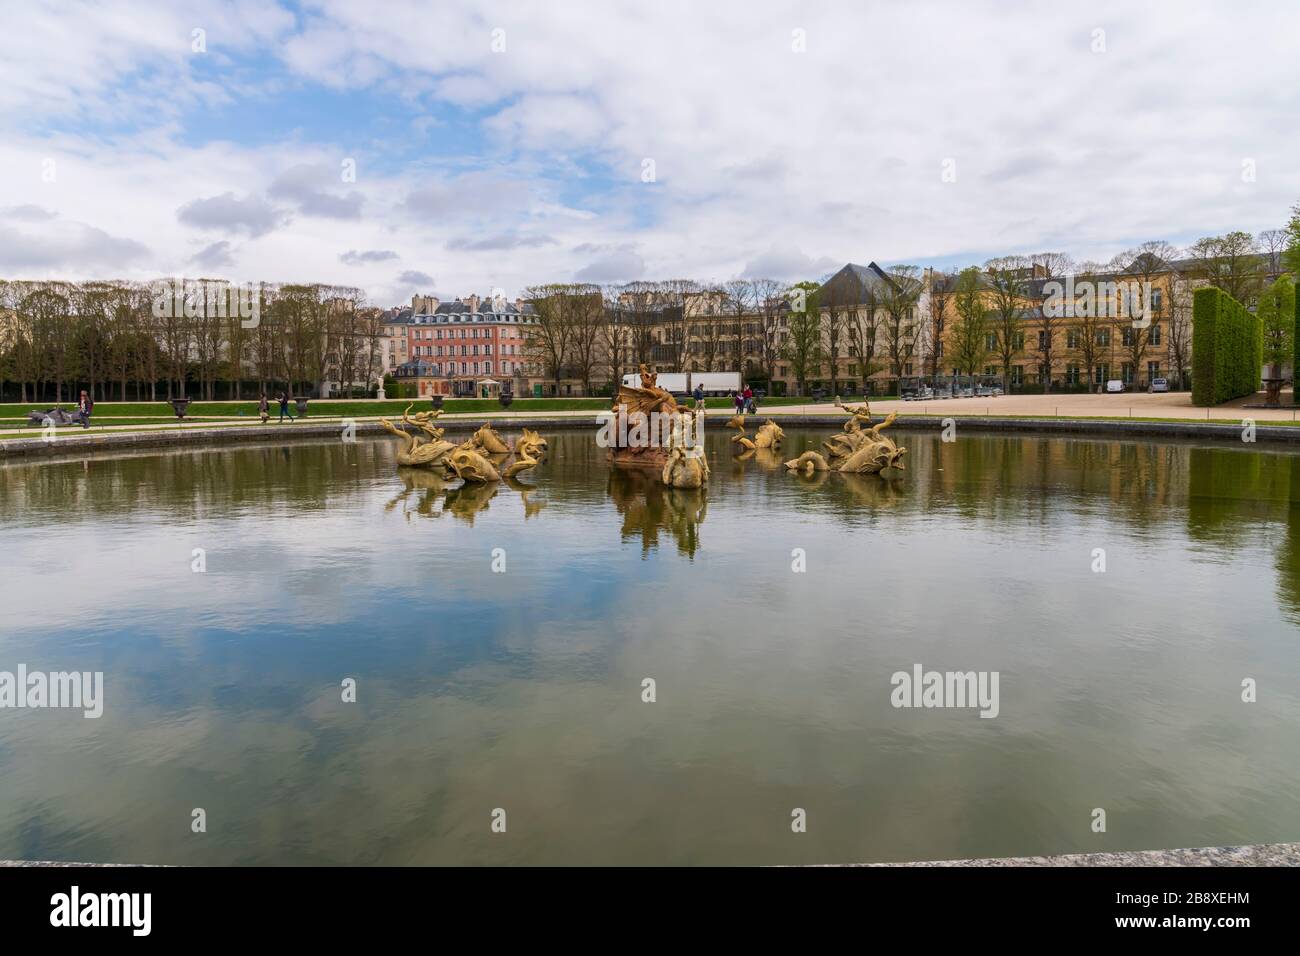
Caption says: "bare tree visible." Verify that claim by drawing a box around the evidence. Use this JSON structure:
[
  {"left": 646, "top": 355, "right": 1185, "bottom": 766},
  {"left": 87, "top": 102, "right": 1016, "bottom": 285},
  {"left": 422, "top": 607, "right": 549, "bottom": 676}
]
[
  {"left": 879, "top": 265, "right": 922, "bottom": 385},
  {"left": 780, "top": 281, "right": 824, "bottom": 397},
  {"left": 984, "top": 256, "right": 1029, "bottom": 392},
  {"left": 1258, "top": 229, "right": 1288, "bottom": 279},
  {"left": 566, "top": 283, "right": 606, "bottom": 394},
  {"left": 749, "top": 278, "right": 784, "bottom": 386},
  {"left": 1167, "top": 276, "right": 1194, "bottom": 391},
  {"left": 844, "top": 284, "right": 885, "bottom": 393},
  {"left": 1185, "top": 231, "right": 1263, "bottom": 305}
]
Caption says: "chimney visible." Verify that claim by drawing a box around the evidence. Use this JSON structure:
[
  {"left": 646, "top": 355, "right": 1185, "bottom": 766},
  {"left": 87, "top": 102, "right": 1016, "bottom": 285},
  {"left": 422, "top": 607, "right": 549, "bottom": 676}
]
[{"left": 465, "top": 294, "right": 481, "bottom": 313}]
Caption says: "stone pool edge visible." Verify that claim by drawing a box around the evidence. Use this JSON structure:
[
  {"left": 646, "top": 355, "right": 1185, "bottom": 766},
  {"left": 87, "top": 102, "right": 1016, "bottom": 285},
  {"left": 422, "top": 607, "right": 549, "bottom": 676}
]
[
  {"left": 4, "top": 842, "right": 1297, "bottom": 866},
  {"left": 835, "top": 842, "right": 1300, "bottom": 866},
  {"left": 3, "top": 414, "right": 1300, "bottom": 459}
]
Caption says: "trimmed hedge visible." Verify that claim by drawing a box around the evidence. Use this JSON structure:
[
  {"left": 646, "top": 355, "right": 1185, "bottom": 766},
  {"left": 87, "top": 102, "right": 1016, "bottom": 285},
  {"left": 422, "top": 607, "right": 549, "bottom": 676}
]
[
  {"left": 1296, "top": 281, "right": 1300, "bottom": 405},
  {"left": 1192, "top": 286, "right": 1261, "bottom": 406}
]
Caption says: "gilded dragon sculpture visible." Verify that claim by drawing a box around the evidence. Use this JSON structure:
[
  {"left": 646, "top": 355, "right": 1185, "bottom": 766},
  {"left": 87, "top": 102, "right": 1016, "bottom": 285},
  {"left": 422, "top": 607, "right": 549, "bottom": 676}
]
[
  {"left": 378, "top": 405, "right": 545, "bottom": 484},
  {"left": 785, "top": 397, "right": 907, "bottom": 476}
]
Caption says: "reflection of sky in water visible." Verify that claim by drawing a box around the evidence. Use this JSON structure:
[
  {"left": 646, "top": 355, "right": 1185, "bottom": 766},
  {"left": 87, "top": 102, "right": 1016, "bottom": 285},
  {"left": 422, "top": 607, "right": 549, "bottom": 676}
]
[{"left": 0, "top": 430, "right": 1297, "bottom": 864}]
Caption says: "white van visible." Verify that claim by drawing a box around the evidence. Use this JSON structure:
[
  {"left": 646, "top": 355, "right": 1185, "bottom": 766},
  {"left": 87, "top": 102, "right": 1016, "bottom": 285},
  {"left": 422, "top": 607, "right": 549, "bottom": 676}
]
[{"left": 1105, "top": 380, "right": 1125, "bottom": 393}]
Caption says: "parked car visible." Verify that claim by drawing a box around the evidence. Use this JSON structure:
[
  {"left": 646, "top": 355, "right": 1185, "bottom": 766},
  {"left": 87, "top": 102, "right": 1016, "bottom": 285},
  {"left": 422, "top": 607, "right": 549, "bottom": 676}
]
[
  {"left": 1106, "top": 380, "right": 1125, "bottom": 393},
  {"left": 1148, "top": 378, "right": 1169, "bottom": 393}
]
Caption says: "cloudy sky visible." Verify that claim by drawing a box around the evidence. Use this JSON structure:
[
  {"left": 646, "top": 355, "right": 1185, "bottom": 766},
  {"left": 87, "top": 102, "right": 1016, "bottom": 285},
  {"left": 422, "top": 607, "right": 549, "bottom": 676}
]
[{"left": 2, "top": 0, "right": 1298, "bottom": 305}]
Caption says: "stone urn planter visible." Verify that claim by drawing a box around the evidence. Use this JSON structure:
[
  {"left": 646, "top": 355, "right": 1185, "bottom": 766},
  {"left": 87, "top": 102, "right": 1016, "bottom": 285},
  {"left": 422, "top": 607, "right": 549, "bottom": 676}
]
[
  {"left": 499, "top": 393, "right": 514, "bottom": 408},
  {"left": 430, "top": 395, "right": 445, "bottom": 411},
  {"left": 170, "top": 397, "right": 191, "bottom": 419},
  {"left": 295, "top": 398, "right": 309, "bottom": 417}
]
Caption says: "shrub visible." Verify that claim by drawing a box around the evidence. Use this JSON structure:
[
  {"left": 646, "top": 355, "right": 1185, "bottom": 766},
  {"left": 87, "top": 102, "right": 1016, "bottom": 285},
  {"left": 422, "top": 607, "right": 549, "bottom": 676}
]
[{"left": 1191, "top": 286, "right": 1261, "bottom": 405}]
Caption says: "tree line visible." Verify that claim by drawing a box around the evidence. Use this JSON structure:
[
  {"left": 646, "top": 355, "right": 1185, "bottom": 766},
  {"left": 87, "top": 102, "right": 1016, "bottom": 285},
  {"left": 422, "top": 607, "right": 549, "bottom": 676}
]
[{"left": 0, "top": 279, "right": 382, "bottom": 404}]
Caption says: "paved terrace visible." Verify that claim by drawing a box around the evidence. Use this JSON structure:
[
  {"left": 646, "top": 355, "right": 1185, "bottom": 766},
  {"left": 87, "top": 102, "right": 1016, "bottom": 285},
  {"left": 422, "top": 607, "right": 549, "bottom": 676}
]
[{"left": 3, "top": 390, "right": 1299, "bottom": 438}]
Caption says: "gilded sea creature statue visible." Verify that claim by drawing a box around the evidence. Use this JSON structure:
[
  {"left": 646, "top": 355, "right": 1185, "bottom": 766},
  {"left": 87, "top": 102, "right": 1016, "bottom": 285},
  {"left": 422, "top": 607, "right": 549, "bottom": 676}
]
[
  {"left": 727, "top": 414, "right": 753, "bottom": 448},
  {"left": 447, "top": 446, "right": 502, "bottom": 483},
  {"left": 504, "top": 442, "right": 543, "bottom": 479},
  {"left": 786, "top": 398, "right": 907, "bottom": 476},
  {"left": 513, "top": 427, "right": 548, "bottom": 461},
  {"left": 659, "top": 406, "right": 708, "bottom": 488},
  {"left": 784, "top": 449, "right": 831, "bottom": 475},
  {"left": 607, "top": 363, "right": 681, "bottom": 470},
  {"left": 378, "top": 405, "right": 456, "bottom": 467},
  {"left": 752, "top": 418, "right": 784, "bottom": 449},
  {"left": 472, "top": 422, "right": 511, "bottom": 455},
  {"left": 378, "top": 407, "right": 546, "bottom": 483},
  {"left": 726, "top": 414, "right": 782, "bottom": 452}
]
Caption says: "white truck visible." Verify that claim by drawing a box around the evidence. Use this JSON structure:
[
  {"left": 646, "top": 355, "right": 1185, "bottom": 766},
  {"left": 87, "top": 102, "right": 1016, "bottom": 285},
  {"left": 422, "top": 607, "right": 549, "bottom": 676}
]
[{"left": 621, "top": 371, "right": 741, "bottom": 396}]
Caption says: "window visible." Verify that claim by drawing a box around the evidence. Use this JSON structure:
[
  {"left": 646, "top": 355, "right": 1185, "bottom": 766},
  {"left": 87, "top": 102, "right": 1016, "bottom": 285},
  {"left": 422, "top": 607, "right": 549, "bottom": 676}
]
[
  {"left": 1067, "top": 329, "right": 1079, "bottom": 349},
  {"left": 1147, "top": 361, "right": 1160, "bottom": 380},
  {"left": 1096, "top": 329, "right": 1110, "bottom": 347},
  {"left": 985, "top": 333, "right": 998, "bottom": 351},
  {"left": 1150, "top": 324, "right": 1161, "bottom": 346},
  {"left": 1121, "top": 363, "right": 1134, "bottom": 384},
  {"left": 1038, "top": 331, "right": 1051, "bottom": 350},
  {"left": 1122, "top": 327, "right": 1136, "bottom": 347},
  {"left": 1011, "top": 366, "right": 1024, "bottom": 386},
  {"left": 1013, "top": 332, "right": 1025, "bottom": 351},
  {"left": 1066, "top": 365, "right": 1080, "bottom": 385},
  {"left": 1094, "top": 365, "right": 1109, "bottom": 385}
]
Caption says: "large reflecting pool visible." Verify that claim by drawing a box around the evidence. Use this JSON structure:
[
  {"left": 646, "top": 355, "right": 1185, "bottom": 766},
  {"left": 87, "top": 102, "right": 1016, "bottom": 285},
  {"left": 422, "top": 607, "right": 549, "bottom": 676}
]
[{"left": 1, "top": 427, "right": 1298, "bottom": 865}]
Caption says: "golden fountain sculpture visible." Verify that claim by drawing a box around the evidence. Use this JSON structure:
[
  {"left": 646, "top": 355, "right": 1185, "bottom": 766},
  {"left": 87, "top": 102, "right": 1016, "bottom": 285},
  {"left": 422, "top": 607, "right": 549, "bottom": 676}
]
[
  {"left": 785, "top": 397, "right": 907, "bottom": 476},
  {"left": 727, "top": 415, "right": 784, "bottom": 451},
  {"left": 378, "top": 405, "right": 456, "bottom": 467},
  {"left": 611, "top": 364, "right": 708, "bottom": 488},
  {"left": 378, "top": 405, "right": 545, "bottom": 483}
]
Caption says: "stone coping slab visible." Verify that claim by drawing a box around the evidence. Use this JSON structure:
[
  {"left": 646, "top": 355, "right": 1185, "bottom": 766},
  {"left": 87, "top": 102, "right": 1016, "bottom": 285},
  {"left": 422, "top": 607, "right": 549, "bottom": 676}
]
[{"left": 4, "top": 842, "right": 1295, "bottom": 867}]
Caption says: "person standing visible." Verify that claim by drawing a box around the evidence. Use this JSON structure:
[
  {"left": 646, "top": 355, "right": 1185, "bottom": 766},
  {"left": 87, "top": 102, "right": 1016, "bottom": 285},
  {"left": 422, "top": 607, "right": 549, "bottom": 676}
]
[
  {"left": 258, "top": 393, "right": 270, "bottom": 424},
  {"left": 278, "top": 391, "right": 294, "bottom": 423},
  {"left": 693, "top": 383, "right": 705, "bottom": 410},
  {"left": 743, "top": 384, "right": 754, "bottom": 414},
  {"left": 733, "top": 390, "right": 743, "bottom": 415},
  {"left": 77, "top": 389, "right": 93, "bottom": 429}
]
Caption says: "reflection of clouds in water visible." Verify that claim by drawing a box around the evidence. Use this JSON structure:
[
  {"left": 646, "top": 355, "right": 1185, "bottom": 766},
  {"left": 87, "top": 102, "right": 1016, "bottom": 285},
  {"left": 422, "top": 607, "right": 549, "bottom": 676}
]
[{"left": 1, "top": 432, "right": 1299, "bottom": 863}]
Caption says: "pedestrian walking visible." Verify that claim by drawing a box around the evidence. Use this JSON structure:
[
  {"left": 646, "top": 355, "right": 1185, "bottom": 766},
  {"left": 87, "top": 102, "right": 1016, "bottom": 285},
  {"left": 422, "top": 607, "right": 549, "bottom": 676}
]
[
  {"left": 693, "top": 383, "right": 705, "bottom": 410},
  {"left": 258, "top": 393, "right": 270, "bottom": 424},
  {"left": 743, "top": 384, "right": 754, "bottom": 414},
  {"left": 77, "top": 389, "right": 93, "bottom": 429},
  {"left": 733, "top": 390, "right": 744, "bottom": 415},
  {"left": 278, "top": 391, "right": 294, "bottom": 423}
]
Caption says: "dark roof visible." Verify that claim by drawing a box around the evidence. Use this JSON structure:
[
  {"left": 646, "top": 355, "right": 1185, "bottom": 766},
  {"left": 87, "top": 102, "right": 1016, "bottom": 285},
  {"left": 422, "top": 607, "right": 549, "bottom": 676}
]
[{"left": 818, "top": 261, "right": 892, "bottom": 305}]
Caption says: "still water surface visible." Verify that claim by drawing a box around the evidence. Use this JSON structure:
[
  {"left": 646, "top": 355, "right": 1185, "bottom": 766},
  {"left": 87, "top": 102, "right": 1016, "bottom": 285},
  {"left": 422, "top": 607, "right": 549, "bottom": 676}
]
[{"left": 1, "top": 428, "right": 1297, "bottom": 864}]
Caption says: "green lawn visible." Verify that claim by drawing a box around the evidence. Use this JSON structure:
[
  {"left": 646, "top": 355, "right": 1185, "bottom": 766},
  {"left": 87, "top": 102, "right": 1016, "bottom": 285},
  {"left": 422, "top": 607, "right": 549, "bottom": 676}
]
[{"left": 0, "top": 395, "right": 816, "bottom": 422}]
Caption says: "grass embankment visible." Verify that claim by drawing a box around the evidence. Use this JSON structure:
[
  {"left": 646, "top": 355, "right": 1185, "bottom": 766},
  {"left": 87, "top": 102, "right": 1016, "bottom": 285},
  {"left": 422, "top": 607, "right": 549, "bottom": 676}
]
[{"left": 0, "top": 395, "right": 812, "bottom": 425}]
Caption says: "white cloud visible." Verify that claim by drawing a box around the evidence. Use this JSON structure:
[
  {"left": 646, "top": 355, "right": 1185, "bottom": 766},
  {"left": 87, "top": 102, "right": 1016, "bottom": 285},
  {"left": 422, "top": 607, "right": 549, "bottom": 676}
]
[{"left": 2, "top": 0, "right": 1299, "bottom": 299}]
